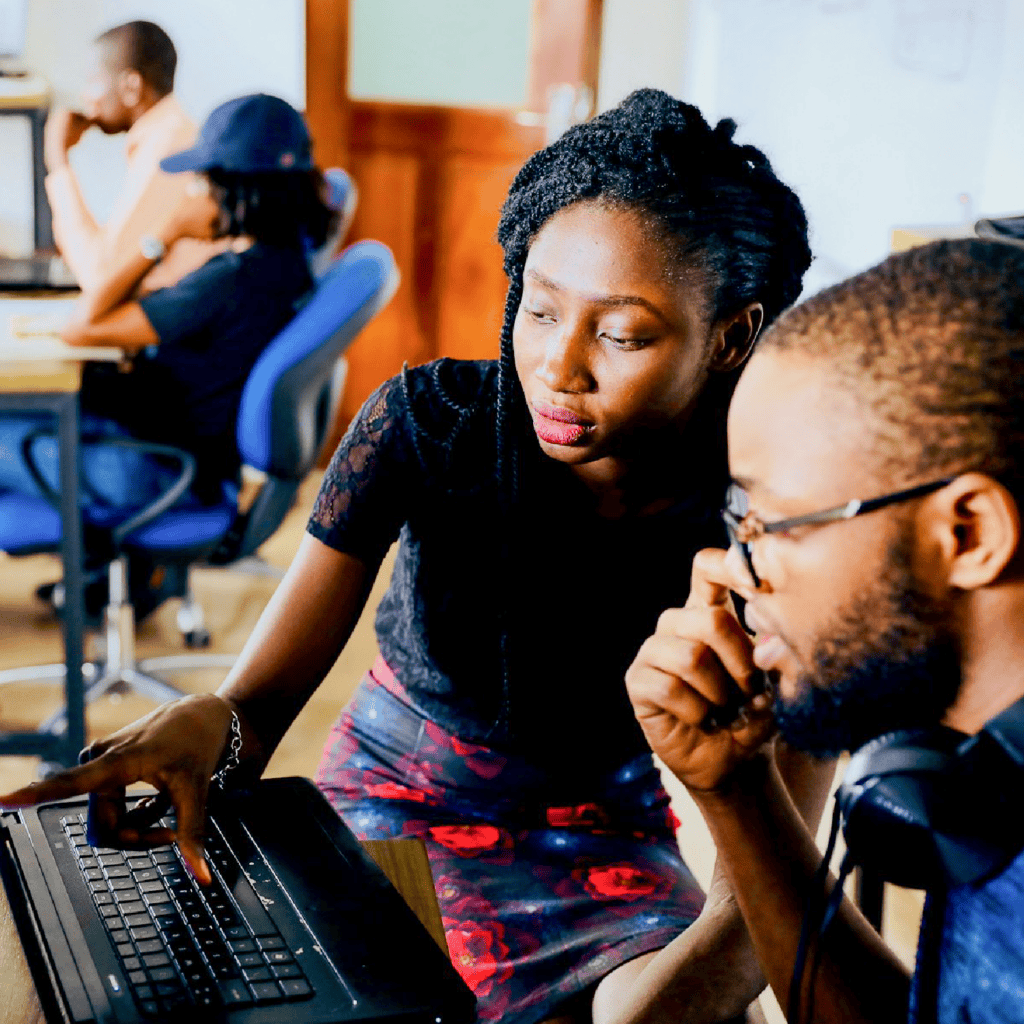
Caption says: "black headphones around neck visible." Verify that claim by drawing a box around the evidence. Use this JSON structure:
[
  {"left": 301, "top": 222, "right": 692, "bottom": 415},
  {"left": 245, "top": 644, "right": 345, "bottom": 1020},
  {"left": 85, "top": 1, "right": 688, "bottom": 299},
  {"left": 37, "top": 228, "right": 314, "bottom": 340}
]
[
  {"left": 787, "top": 694, "right": 1024, "bottom": 1023},
  {"left": 835, "top": 693, "right": 1024, "bottom": 891}
]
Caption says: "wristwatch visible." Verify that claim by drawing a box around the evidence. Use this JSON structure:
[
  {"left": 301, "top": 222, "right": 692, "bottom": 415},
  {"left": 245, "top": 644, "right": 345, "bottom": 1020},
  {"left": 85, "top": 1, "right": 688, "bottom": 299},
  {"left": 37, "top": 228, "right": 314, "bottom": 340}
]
[{"left": 139, "top": 234, "right": 167, "bottom": 262}]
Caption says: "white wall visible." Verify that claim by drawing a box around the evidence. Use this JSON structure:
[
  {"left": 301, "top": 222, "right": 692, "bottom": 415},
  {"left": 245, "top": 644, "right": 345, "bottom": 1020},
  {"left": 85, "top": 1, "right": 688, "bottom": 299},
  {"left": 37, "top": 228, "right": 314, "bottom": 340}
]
[
  {"left": 680, "top": 0, "right": 1022, "bottom": 295},
  {"left": 598, "top": 0, "right": 694, "bottom": 112},
  {"left": 0, "top": 0, "right": 303, "bottom": 255}
]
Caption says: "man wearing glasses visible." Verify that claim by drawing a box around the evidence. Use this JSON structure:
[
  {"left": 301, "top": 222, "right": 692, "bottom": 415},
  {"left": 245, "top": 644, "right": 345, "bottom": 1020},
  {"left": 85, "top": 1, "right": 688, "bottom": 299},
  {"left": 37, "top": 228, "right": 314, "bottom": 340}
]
[{"left": 627, "top": 238, "right": 1024, "bottom": 1024}]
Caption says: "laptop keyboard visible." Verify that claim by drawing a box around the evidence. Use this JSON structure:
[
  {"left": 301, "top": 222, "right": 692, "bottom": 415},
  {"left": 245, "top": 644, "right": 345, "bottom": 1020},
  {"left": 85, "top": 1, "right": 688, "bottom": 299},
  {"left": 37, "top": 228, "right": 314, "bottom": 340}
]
[{"left": 60, "top": 811, "right": 315, "bottom": 1017}]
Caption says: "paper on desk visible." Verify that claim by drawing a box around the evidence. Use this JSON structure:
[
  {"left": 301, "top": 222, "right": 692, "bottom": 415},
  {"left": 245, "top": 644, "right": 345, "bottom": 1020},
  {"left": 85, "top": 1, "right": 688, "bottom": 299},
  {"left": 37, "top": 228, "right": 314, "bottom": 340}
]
[
  {"left": 10, "top": 312, "right": 68, "bottom": 338},
  {"left": 0, "top": 332, "right": 123, "bottom": 363}
]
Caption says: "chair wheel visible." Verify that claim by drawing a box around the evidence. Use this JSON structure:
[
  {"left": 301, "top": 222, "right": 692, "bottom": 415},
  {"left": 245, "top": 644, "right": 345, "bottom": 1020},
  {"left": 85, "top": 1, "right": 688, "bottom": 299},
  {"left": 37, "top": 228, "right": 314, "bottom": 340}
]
[{"left": 185, "top": 628, "right": 211, "bottom": 649}]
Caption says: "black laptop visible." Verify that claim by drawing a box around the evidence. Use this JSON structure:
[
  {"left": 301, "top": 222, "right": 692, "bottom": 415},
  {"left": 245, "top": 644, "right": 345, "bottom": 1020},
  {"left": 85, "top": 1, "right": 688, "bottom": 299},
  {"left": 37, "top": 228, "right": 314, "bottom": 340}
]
[
  {"left": 0, "top": 776, "right": 476, "bottom": 1023},
  {"left": 0, "top": 254, "right": 78, "bottom": 291}
]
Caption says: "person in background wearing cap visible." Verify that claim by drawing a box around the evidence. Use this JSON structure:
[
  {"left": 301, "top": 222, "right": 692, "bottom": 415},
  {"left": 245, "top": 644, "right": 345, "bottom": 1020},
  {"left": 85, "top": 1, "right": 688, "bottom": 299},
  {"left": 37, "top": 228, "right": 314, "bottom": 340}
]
[
  {"left": 0, "top": 93, "right": 336, "bottom": 530},
  {"left": 44, "top": 20, "right": 224, "bottom": 294}
]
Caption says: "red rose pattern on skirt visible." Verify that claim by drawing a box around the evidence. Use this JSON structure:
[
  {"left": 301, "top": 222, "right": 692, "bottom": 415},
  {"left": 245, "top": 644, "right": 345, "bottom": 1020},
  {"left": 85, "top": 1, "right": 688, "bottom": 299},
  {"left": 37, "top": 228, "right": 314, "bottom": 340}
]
[{"left": 315, "top": 657, "right": 705, "bottom": 1024}]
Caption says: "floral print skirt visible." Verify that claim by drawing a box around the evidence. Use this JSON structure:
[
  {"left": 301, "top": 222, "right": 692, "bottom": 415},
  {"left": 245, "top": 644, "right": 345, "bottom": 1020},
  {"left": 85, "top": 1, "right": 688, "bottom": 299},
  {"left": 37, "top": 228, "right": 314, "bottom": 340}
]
[{"left": 315, "top": 657, "right": 706, "bottom": 1024}]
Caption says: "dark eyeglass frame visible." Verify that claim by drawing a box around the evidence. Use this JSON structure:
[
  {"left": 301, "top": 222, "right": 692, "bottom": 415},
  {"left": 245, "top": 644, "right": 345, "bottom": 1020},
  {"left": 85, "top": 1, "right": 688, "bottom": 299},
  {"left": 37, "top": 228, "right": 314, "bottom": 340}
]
[{"left": 722, "top": 477, "right": 955, "bottom": 586}]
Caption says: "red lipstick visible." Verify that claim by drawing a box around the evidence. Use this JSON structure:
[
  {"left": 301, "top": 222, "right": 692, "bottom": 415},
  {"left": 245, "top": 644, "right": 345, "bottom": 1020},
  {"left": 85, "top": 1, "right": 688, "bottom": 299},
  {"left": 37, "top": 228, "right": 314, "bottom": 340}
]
[{"left": 531, "top": 402, "right": 591, "bottom": 445}]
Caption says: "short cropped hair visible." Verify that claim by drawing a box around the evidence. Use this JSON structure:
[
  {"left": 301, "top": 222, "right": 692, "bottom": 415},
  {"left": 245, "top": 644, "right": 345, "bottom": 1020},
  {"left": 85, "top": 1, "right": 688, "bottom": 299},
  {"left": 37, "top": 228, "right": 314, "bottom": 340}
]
[
  {"left": 96, "top": 20, "right": 177, "bottom": 97},
  {"left": 761, "top": 238, "right": 1024, "bottom": 500}
]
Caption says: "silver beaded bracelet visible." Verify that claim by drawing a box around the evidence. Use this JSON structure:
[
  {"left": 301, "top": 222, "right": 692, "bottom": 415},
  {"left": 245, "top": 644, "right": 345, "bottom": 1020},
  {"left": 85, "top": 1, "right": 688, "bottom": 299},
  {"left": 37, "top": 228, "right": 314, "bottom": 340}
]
[{"left": 211, "top": 709, "right": 243, "bottom": 790}]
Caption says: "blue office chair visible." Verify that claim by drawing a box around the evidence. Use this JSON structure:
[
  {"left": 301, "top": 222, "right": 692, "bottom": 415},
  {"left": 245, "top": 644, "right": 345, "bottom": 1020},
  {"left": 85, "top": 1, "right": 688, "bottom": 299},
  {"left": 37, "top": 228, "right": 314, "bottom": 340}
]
[
  {"left": 309, "top": 167, "right": 358, "bottom": 280},
  {"left": 0, "top": 239, "right": 399, "bottom": 735}
]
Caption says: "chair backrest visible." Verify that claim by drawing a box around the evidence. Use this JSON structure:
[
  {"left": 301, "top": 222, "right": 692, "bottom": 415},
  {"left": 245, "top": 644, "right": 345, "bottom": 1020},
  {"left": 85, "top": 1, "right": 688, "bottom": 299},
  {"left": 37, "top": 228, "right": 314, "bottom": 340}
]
[
  {"left": 237, "top": 239, "right": 398, "bottom": 482},
  {"left": 309, "top": 167, "right": 359, "bottom": 280},
  {"left": 219, "top": 240, "right": 396, "bottom": 561}
]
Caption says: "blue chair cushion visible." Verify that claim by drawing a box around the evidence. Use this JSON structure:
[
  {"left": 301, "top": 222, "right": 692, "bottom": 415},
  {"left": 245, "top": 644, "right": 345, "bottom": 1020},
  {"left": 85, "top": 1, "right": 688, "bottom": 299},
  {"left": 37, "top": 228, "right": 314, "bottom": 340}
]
[
  {"left": 123, "top": 502, "right": 236, "bottom": 551},
  {"left": 0, "top": 493, "right": 61, "bottom": 552}
]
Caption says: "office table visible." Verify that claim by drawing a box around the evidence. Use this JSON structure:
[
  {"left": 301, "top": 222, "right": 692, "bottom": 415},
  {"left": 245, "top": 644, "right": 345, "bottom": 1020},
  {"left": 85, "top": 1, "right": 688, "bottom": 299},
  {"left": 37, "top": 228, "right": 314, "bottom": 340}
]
[
  {"left": 0, "top": 295, "right": 121, "bottom": 767},
  {"left": 0, "top": 833, "right": 447, "bottom": 1024}
]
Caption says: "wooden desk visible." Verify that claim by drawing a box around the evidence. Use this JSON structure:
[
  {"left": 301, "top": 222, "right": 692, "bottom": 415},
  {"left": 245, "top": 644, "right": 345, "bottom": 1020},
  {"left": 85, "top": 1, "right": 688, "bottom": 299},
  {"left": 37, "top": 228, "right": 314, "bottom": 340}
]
[
  {"left": 0, "top": 836, "right": 446, "bottom": 1024},
  {"left": 0, "top": 295, "right": 121, "bottom": 766}
]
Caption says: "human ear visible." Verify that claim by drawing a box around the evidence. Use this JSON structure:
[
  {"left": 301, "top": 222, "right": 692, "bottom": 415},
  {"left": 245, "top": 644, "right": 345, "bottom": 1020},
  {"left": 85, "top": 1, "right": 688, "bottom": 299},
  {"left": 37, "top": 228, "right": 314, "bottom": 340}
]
[
  {"left": 118, "top": 70, "right": 143, "bottom": 108},
  {"left": 940, "top": 473, "right": 1021, "bottom": 589},
  {"left": 710, "top": 303, "right": 764, "bottom": 372}
]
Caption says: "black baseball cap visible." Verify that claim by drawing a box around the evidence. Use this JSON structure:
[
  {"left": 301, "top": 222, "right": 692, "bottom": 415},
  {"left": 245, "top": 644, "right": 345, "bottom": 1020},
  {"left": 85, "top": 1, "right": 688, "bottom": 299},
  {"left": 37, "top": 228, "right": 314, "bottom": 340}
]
[{"left": 160, "top": 93, "right": 313, "bottom": 174}]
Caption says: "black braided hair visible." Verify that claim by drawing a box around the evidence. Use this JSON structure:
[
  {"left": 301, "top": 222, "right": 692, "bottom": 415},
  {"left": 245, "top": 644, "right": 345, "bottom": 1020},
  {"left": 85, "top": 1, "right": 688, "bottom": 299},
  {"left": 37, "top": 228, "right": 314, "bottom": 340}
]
[
  {"left": 494, "top": 87, "right": 811, "bottom": 501},
  {"left": 487, "top": 88, "right": 811, "bottom": 740}
]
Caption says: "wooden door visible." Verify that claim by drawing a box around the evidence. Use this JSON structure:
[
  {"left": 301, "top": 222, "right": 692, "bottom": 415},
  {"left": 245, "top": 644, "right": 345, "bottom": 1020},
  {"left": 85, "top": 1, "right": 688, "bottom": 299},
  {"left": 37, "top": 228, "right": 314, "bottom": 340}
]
[{"left": 306, "top": 0, "right": 602, "bottom": 445}]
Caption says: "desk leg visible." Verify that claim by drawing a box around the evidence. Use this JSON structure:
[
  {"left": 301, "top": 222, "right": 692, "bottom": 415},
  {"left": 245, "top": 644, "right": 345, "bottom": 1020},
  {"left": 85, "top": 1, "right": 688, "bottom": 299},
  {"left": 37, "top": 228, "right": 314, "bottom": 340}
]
[
  {"left": 55, "top": 393, "right": 86, "bottom": 763},
  {"left": 30, "top": 108, "right": 54, "bottom": 253}
]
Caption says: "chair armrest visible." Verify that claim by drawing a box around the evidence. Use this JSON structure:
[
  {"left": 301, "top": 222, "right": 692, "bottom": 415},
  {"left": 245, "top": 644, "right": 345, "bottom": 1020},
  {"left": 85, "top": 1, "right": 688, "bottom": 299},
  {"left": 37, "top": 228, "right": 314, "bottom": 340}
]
[{"left": 20, "top": 427, "right": 197, "bottom": 547}]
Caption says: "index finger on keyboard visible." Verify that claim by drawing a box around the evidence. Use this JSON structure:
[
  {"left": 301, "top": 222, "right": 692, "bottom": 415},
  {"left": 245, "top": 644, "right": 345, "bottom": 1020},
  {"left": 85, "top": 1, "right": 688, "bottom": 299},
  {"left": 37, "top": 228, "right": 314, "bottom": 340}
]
[{"left": 0, "top": 757, "right": 129, "bottom": 808}]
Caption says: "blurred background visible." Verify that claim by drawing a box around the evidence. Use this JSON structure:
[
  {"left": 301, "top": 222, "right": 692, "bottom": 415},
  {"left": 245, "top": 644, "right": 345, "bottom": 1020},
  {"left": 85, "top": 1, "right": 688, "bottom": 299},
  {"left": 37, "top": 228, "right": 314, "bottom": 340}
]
[{"left": 3, "top": 0, "right": 1021, "bottom": 432}]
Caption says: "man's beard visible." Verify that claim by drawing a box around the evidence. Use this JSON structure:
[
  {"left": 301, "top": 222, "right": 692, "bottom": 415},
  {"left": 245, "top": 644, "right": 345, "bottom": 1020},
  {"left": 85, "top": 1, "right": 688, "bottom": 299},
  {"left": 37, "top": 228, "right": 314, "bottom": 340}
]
[{"left": 774, "top": 529, "right": 963, "bottom": 756}]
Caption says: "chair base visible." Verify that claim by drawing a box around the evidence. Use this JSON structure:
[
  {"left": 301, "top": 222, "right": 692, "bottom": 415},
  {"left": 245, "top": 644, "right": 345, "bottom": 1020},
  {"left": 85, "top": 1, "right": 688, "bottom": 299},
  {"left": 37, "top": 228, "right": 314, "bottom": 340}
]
[{"left": 0, "top": 555, "right": 239, "bottom": 743}]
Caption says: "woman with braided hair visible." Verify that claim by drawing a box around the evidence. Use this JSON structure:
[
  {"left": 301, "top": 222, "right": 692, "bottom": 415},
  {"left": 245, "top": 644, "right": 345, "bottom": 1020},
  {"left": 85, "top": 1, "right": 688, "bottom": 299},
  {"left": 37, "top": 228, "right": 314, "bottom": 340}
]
[{"left": 3, "top": 90, "right": 831, "bottom": 1023}]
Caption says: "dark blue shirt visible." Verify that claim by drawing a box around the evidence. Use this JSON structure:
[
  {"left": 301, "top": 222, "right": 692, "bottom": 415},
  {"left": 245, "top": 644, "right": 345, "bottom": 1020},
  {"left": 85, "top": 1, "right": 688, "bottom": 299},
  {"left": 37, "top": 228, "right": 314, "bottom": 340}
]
[
  {"left": 83, "top": 242, "right": 312, "bottom": 495},
  {"left": 911, "top": 846, "right": 1024, "bottom": 1022},
  {"left": 308, "top": 358, "right": 731, "bottom": 776}
]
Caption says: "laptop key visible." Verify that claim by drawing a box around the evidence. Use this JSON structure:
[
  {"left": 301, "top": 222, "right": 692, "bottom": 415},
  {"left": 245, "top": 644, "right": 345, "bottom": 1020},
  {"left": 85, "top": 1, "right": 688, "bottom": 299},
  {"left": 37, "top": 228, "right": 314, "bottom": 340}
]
[
  {"left": 249, "top": 981, "right": 282, "bottom": 1004},
  {"left": 141, "top": 953, "right": 171, "bottom": 969},
  {"left": 138, "top": 1000, "right": 159, "bottom": 1016},
  {"left": 280, "top": 978, "right": 313, "bottom": 999},
  {"left": 219, "top": 980, "right": 253, "bottom": 1006},
  {"left": 135, "top": 939, "right": 164, "bottom": 955},
  {"left": 270, "top": 963, "right": 302, "bottom": 979},
  {"left": 204, "top": 955, "right": 233, "bottom": 977},
  {"left": 242, "top": 966, "right": 271, "bottom": 983},
  {"left": 149, "top": 968, "right": 178, "bottom": 984}
]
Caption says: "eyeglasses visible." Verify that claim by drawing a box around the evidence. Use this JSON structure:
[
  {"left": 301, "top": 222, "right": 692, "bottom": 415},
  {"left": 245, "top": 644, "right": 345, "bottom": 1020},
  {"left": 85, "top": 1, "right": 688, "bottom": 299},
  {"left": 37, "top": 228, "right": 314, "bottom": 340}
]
[{"left": 722, "top": 477, "right": 955, "bottom": 587}]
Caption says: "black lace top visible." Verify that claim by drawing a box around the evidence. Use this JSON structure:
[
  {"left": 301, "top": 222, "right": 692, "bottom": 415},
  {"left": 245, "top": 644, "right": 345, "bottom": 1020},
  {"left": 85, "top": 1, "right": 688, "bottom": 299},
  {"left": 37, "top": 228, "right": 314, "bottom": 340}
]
[{"left": 308, "top": 358, "right": 730, "bottom": 775}]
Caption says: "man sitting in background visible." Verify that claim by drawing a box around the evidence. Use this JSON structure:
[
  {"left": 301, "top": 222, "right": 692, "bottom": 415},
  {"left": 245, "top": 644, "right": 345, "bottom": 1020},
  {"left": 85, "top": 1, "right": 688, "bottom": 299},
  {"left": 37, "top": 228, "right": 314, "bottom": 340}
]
[
  {"left": 627, "top": 238, "right": 1024, "bottom": 1023},
  {"left": 44, "top": 19, "right": 221, "bottom": 293}
]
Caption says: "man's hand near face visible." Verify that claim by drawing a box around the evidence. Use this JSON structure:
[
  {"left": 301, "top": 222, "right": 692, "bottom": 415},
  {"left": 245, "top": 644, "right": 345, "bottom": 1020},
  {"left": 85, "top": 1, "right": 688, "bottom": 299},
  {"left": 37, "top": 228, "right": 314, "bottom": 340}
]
[
  {"left": 44, "top": 107, "right": 95, "bottom": 172},
  {"left": 627, "top": 546, "right": 909, "bottom": 1023},
  {"left": 626, "top": 547, "right": 775, "bottom": 792}
]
